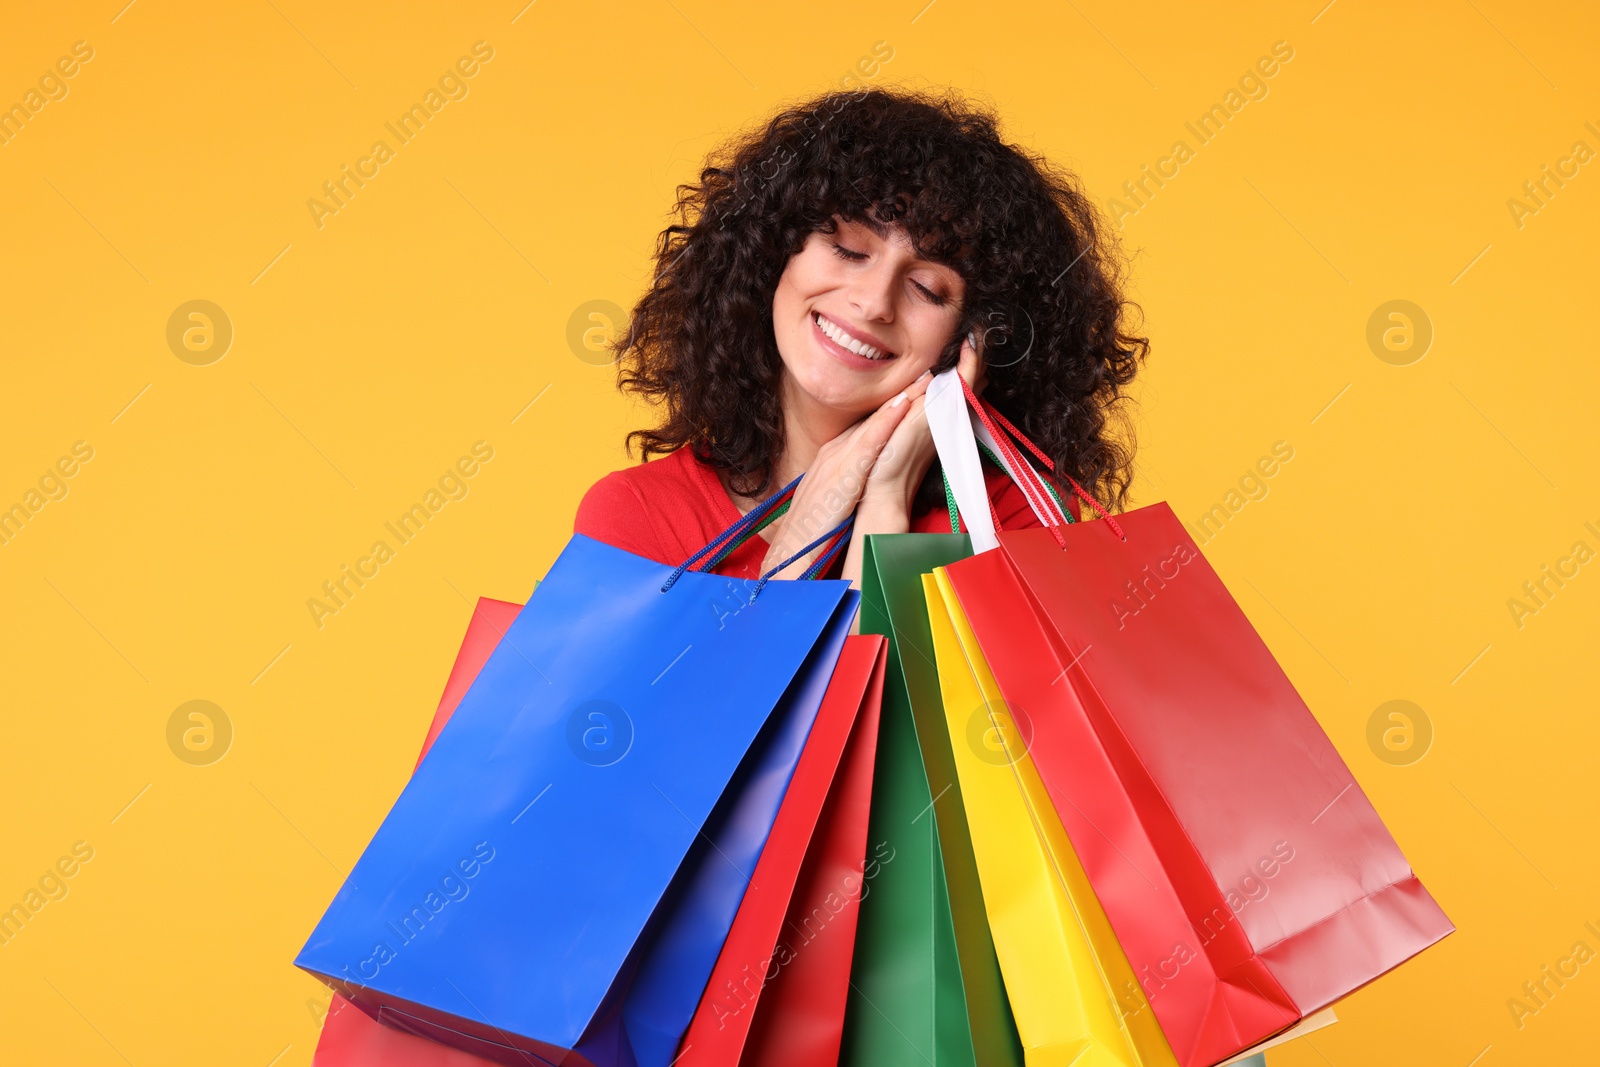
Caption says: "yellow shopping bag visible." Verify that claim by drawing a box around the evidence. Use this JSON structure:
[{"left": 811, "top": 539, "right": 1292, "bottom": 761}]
[{"left": 923, "top": 569, "right": 1178, "bottom": 1067}]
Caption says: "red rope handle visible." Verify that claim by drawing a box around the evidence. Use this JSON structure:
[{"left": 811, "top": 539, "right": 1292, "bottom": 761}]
[
  {"left": 977, "top": 397, "right": 1064, "bottom": 540},
  {"left": 959, "top": 376, "right": 1059, "bottom": 527},
  {"left": 982, "top": 402, "right": 1054, "bottom": 471},
  {"left": 990, "top": 418, "right": 1065, "bottom": 537},
  {"left": 983, "top": 400, "right": 1114, "bottom": 522},
  {"left": 966, "top": 383, "right": 1126, "bottom": 541},
  {"left": 960, "top": 377, "right": 1067, "bottom": 546}
]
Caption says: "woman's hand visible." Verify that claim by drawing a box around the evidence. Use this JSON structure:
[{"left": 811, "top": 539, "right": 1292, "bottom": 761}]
[
  {"left": 859, "top": 333, "right": 988, "bottom": 514},
  {"left": 831, "top": 334, "right": 986, "bottom": 599},
  {"left": 757, "top": 369, "right": 937, "bottom": 580}
]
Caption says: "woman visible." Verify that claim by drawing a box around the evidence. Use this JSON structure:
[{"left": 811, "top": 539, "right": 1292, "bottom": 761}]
[
  {"left": 572, "top": 88, "right": 1288, "bottom": 1067},
  {"left": 576, "top": 85, "right": 1145, "bottom": 587}
]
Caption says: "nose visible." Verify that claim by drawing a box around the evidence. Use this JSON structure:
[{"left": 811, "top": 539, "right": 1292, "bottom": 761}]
[{"left": 847, "top": 259, "right": 896, "bottom": 323}]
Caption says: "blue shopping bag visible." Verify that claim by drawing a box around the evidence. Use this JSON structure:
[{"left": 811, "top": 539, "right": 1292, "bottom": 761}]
[
  {"left": 295, "top": 492, "right": 857, "bottom": 1067},
  {"left": 618, "top": 586, "right": 851, "bottom": 1067}
]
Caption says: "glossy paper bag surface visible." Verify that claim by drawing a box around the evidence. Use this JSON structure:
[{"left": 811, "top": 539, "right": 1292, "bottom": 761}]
[
  {"left": 925, "top": 570, "right": 1177, "bottom": 1067},
  {"left": 620, "top": 596, "right": 855, "bottom": 1067},
  {"left": 678, "top": 635, "right": 885, "bottom": 1067},
  {"left": 315, "top": 590, "right": 854, "bottom": 1067},
  {"left": 841, "top": 534, "right": 1022, "bottom": 1067},
  {"left": 314, "top": 591, "right": 855, "bottom": 1067},
  {"left": 315, "top": 994, "right": 505, "bottom": 1067},
  {"left": 738, "top": 644, "right": 882, "bottom": 1067},
  {"left": 415, "top": 597, "right": 526, "bottom": 766},
  {"left": 296, "top": 534, "right": 855, "bottom": 1067},
  {"left": 946, "top": 506, "right": 1452, "bottom": 1066}
]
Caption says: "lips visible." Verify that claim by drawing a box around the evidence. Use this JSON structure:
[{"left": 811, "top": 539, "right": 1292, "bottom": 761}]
[{"left": 812, "top": 311, "right": 896, "bottom": 363}]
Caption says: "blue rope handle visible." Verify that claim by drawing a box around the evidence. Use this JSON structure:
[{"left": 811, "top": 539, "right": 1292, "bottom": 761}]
[
  {"left": 749, "top": 514, "right": 855, "bottom": 601},
  {"left": 799, "top": 523, "right": 851, "bottom": 580},
  {"left": 659, "top": 473, "right": 803, "bottom": 593}
]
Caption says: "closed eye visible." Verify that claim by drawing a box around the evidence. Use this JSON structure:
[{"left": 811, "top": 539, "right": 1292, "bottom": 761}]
[{"left": 831, "top": 243, "right": 949, "bottom": 306}]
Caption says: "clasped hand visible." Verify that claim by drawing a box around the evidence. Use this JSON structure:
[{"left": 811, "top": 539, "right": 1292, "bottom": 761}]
[{"left": 760, "top": 334, "right": 986, "bottom": 584}]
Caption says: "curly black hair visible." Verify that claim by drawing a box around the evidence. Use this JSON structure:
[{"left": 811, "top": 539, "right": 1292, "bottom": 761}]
[{"left": 610, "top": 84, "right": 1148, "bottom": 511}]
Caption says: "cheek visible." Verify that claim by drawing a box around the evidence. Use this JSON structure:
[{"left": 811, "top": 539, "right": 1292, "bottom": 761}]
[
  {"left": 781, "top": 235, "right": 836, "bottom": 288},
  {"left": 773, "top": 248, "right": 828, "bottom": 320},
  {"left": 902, "top": 310, "right": 957, "bottom": 369},
  {"left": 771, "top": 273, "right": 812, "bottom": 363}
]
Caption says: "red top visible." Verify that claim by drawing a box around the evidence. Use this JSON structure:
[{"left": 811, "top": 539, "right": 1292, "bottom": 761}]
[{"left": 573, "top": 446, "right": 1075, "bottom": 579}]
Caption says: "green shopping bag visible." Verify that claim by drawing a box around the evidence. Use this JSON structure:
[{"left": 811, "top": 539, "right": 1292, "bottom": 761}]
[{"left": 840, "top": 533, "right": 1023, "bottom": 1067}]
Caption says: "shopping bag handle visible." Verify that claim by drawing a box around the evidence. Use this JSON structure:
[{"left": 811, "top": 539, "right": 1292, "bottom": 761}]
[
  {"left": 965, "top": 377, "right": 1121, "bottom": 536},
  {"left": 929, "top": 369, "right": 1071, "bottom": 549},
  {"left": 961, "top": 375, "right": 1124, "bottom": 541},
  {"left": 659, "top": 472, "right": 854, "bottom": 595},
  {"left": 927, "top": 367, "right": 1123, "bottom": 547},
  {"left": 663, "top": 361, "right": 1125, "bottom": 592},
  {"left": 927, "top": 368, "right": 1004, "bottom": 552},
  {"left": 750, "top": 513, "right": 855, "bottom": 599}
]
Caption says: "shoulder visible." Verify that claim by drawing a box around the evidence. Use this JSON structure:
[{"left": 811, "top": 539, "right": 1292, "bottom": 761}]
[
  {"left": 573, "top": 451, "right": 681, "bottom": 554},
  {"left": 574, "top": 468, "right": 646, "bottom": 527},
  {"left": 572, "top": 448, "right": 714, "bottom": 564},
  {"left": 575, "top": 448, "right": 696, "bottom": 515}
]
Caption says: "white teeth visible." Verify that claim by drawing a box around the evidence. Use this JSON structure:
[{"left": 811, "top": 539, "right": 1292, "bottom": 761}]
[{"left": 815, "top": 313, "right": 891, "bottom": 359}]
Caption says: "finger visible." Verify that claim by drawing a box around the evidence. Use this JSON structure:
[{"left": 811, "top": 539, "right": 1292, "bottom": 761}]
[
  {"left": 819, "top": 400, "right": 904, "bottom": 487},
  {"left": 903, "top": 368, "right": 934, "bottom": 399},
  {"left": 883, "top": 391, "right": 934, "bottom": 447},
  {"left": 957, "top": 332, "right": 986, "bottom": 394},
  {"left": 835, "top": 375, "right": 932, "bottom": 478},
  {"left": 855, "top": 371, "right": 933, "bottom": 460},
  {"left": 877, "top": 392, "right": 929, "bottom": 454},
  {"left": 868, "top": 393, "right": 933, "bottom": 485},
  {"left": 838, "top": 412, "right": 876, "bottom": 451},
  {"left": 850, "top": 386, "right": 918, "bottom": 459}
]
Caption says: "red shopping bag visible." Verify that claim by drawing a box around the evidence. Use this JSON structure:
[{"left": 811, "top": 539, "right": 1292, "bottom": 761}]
[
  {"left": 313, "top": 596, "right": 521, "bottom": 1067},
  {"left": 411, "top": 597, "right": 524, "bottom": 768},
  {"left": 676, "top": 635, "right": 886, "bottom": 1067},
  {"left": 944, "top": 486, "right": 1452, "bottom": 1063}
]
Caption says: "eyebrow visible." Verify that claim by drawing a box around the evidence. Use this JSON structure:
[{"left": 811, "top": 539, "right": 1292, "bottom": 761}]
[
  {"left": 841, "top": 215, "right": 957, "bottom": 273},
  {"left": 849, "top": 213, "right": 890, "bottom": 239}
]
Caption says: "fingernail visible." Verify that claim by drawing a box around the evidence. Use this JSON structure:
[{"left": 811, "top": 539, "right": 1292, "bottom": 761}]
[
  {"left": 890, "top": 392, "right": 909, "bottom": 408},
  {"left": 920, "top": 369, "right": 933, "bottom": 380}
]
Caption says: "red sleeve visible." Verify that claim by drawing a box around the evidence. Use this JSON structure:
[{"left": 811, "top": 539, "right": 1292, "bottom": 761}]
[{"left": 573, "top": 470, "right": 673, "bottom": 563}]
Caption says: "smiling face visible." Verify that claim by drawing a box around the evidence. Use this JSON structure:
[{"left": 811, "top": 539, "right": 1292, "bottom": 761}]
[{"left": 771, "top": 216, "right": 966, "bottom": 418}]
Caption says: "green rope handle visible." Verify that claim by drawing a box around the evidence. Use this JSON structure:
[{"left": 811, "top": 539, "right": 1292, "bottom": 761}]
[{"left": 940, "top": 441, "right": 1072, "bottom": 535}]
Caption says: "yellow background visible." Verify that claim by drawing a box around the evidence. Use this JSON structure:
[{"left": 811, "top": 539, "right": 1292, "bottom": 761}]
[{"left": 1, "top": 1, "right": 1594, "bottom": 1064}]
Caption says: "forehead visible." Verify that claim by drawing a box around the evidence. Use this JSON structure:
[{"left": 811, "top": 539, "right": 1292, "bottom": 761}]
[
  {"left": 836, "top": 214, "right": 907, "bottom": 244},
  {"left": 833, "top": 215, "right": 959, "bottom": 272}
]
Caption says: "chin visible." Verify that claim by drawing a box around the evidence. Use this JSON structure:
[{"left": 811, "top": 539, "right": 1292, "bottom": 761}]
[{"left": 792, "top": 363, "right": 885, "bottom": 414}]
